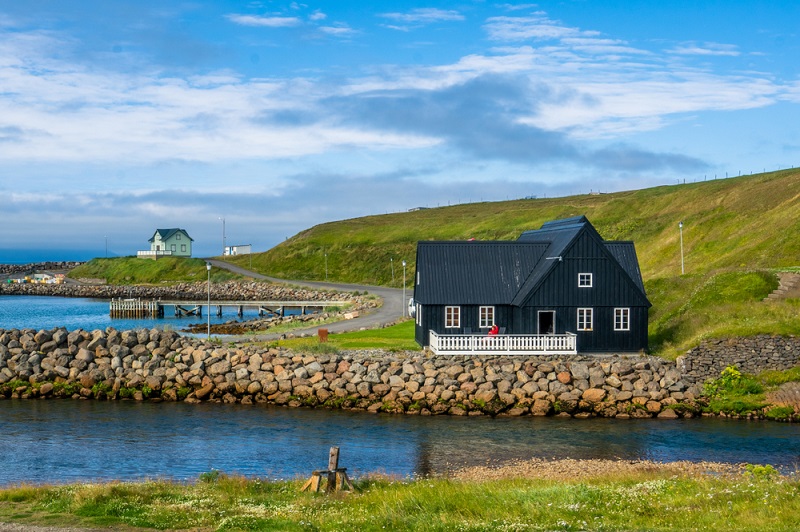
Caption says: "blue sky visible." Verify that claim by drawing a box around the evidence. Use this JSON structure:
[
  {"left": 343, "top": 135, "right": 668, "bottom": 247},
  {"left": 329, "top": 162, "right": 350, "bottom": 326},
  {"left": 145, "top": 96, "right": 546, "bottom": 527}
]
[{"left": 1, "top": 1, "right": 798, "bottom": 260}]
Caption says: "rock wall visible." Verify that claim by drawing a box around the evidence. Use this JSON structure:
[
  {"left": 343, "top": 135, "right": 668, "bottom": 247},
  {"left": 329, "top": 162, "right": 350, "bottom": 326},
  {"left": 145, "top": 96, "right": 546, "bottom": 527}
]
[
  {"left": 0, "top": 280, "right": 361, "bottom": 303},
  {"left": 677, "top": 335, "right": 800, "bottom": 384},
  {"left": 0, "top": 326, "right": 705, "bottom": 419},
  {"left": 0, "top": 262, "right": 83, "bottom": 275}
]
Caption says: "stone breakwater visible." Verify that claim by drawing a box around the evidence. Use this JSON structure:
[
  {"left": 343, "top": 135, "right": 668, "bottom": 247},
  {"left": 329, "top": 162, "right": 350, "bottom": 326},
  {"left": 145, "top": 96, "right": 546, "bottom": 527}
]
[
  {"left": 1, "top": 327, "right": 708, "bottom": 419},
  {"left": 0, "top": 261, "right": 83, "bottom": 275},
  {"left": 0, "top": 280, "right": 365, "bottom": 305}
]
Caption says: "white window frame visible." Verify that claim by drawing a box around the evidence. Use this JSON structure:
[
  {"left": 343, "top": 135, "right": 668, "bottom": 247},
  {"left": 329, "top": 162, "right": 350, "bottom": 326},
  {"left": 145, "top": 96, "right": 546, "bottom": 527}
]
[
  {"left": 577, "top": 308, "right": 593, "bottom": 331},
  {"left": 614, "top": 308, "right": 630, "bottom": 331},
  {"left": 445, "top": 306, "right": 460, "bottom": 328},
  {"left": 479, "top": 306, "right": 495, "bottom": 329},
  {"left": 176, "top": 233, "right": 181, "bottom": 240},
  {"left": 416, "top": 304, "right": 422, "bottom": 326},
  {"left": 578, "top": 273, "right": 593, "bottom": 287}
]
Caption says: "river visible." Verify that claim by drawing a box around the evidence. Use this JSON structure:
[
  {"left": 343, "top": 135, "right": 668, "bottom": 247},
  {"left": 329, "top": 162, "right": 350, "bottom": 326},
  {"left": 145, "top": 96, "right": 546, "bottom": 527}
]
[{"left": 1, "top": 399, "right": 798, "bottom": 486}]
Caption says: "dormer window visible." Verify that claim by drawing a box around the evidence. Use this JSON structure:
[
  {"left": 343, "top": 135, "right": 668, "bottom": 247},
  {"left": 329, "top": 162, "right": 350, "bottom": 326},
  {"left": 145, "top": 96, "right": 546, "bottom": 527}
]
[{"left": 578, "top": 273, "right": 592, "bottom": 287}]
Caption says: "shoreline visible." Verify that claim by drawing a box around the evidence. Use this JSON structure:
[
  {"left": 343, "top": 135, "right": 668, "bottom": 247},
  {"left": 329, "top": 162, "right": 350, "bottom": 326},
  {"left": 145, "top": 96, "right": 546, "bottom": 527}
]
[{"left": 0, "top": 326, "right": 795, "bottom": 423}]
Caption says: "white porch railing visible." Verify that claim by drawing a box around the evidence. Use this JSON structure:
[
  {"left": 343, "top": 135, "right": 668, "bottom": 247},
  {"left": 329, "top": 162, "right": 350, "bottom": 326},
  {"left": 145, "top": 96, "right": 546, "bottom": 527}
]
[
  {"left": 428, "top": 331, "right": 577, "bottom": 356},
  {"left": 136, "top": 250, "right": 173, "bottom": 259}
]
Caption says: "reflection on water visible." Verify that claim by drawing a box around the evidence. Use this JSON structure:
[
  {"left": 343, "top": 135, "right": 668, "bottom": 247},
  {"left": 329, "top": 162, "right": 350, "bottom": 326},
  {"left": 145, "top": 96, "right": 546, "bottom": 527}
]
[{"left": 1, "top": 400, "right": 798, "bottom": 486}]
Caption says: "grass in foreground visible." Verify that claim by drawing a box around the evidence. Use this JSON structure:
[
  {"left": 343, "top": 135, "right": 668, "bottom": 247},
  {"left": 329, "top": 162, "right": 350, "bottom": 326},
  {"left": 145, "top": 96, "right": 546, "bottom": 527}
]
[{"left": 1, "top": 466, "right": 798, "bottom": 531}]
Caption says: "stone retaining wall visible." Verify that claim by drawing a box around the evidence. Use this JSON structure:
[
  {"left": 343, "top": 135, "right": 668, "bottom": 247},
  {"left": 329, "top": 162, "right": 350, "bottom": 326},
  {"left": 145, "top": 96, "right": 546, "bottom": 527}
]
[
  {"left": 677, "top": 335, "right": 800, "bottom": 384},
  {"left": 1, "top": 326, "right": 706, "bottom": 419}
]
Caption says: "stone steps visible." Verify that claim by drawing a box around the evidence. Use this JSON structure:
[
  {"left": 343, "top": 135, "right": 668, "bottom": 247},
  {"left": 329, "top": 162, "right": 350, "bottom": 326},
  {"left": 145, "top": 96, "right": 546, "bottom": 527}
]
[{"left": 764, "top": 272, "right": 800, "bottom": 301}]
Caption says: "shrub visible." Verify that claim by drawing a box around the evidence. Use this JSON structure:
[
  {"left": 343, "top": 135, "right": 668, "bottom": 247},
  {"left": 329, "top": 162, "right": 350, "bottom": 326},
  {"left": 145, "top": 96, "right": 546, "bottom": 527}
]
[
  {"left": 198, "top": 470, "right": 221, "bottom": 483},
  {"left": 765, "top": 406, "right": 795, "bottom": 421},
  {"left": 53, "top": 382, "right": 82, "bottom": 396},
  {"left": 118, "top": 387, "right": 135, "bottom": 399},
  {"left": 703, "top": 366, "right": 763, "bottom": 398}
]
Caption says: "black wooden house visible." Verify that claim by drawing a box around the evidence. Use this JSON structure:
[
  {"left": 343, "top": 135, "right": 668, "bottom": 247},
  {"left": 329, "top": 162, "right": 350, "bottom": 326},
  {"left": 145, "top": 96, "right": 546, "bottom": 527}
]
[{"left": 411, "top": 216, "right": 651, "bottom": 353}]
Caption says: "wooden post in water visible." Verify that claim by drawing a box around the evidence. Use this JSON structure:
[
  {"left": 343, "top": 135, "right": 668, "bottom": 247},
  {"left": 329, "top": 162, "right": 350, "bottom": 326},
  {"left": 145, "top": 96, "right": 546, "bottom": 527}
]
[{"left": 326, "top": 446, "right": 339, "bottom": 493}]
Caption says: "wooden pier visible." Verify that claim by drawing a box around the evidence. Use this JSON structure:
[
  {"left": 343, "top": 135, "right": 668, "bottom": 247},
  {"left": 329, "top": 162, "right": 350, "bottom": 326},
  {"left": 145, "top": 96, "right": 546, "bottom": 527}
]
[
  {"left": 109, "top": 298, "right": 348, "bottom": 319},
  {"left": 109, "top": 299, "right": 161, "bottom": 318}
]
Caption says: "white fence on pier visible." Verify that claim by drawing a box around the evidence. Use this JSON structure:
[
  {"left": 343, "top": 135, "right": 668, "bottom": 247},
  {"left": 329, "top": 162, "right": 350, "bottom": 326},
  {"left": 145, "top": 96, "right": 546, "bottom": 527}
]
[{"left": 428, "top": 331, "right": 577, "bottom": 356}]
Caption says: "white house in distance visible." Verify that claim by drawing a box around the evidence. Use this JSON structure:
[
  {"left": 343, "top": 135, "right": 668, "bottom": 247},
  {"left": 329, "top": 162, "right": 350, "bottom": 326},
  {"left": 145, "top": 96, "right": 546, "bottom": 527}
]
[
  {"left": 137, "top": 228, "right": 193, "bottom": 259},
  {"left": 224, "top": 244, "right": 252, "bottom": 256}
]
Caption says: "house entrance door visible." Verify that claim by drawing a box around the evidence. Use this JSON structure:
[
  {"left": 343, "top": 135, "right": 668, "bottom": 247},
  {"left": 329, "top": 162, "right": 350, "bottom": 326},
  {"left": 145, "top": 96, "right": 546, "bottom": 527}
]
[{"left": 538, "top": 311, "right": 555, "bottom": 334}]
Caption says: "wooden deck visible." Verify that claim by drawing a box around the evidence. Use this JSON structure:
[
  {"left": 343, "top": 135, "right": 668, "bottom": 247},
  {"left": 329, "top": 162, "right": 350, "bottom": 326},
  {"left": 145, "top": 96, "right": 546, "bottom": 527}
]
[{"left": 428, "top": 331, "right": 577, "bottom": 356}]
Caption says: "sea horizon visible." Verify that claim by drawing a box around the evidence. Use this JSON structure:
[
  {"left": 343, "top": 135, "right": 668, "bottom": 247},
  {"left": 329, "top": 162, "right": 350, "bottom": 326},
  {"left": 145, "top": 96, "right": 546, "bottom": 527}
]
[{"left": 0, "top": 248, "right": 111, "bottom": 265}]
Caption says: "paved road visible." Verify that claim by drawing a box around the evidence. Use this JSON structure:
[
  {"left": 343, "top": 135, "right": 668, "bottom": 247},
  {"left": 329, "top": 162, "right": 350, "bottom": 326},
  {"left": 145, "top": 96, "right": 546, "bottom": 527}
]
[{"left": 207, "top": 259, "right": 407, "bottom": 341}]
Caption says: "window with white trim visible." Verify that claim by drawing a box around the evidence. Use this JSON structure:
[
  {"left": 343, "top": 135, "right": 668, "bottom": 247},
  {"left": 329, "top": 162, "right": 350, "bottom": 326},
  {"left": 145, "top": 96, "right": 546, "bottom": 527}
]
[
  {"left": 479, "top": 306, "right": 495, "bottom": 328},
  {"left": 577, "top": 308, "right": 593, "bottom": 331},
  {"left": 578, "top": 273, "right": 593, "bottom": 287},
  {"left": 445, "top": 306, "right": 460, "bottom": 328},
  {"left": 614, "top": 308, "right": 630, "bottom": 331}
]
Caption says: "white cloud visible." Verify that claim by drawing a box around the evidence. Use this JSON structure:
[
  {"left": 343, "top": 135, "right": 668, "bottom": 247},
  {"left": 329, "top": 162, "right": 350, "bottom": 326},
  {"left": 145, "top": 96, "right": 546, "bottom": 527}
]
[
  {"left": 320, "top": 25, "right": 356, "bottom": 37},
  {"left": 380, "top": 8, "right": 465, "bottom": 24},
  {"left": 309, "top": 10, "right": 327, "bottom": 21},
  {"left": 496, "top": 3, "right": 540, "bottom": 12},
  {"left": 668, "top": 42, "right": 740, "bottom": 56},
  {"left": 225, "top": 14, "right": 302, "bottom": 27},
  {"left": 484, "top": 14, "right": 595, "bottom": 41}
]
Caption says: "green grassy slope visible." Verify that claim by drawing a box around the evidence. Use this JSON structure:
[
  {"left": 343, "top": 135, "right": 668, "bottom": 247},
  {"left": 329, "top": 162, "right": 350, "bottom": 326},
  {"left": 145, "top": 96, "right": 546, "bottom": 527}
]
[
  {"left": 230, "top": 169, "right": 800, "bottom": 286},
  {"left": 68, "top": 257, "right": 240, "bottom": 285}
]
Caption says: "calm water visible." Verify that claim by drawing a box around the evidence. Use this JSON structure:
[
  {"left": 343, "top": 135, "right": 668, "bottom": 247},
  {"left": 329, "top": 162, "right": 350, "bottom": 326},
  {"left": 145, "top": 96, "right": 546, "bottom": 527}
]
[
  {"left": 0, "top": 295, "right": 269, "bottom": 333},
  {"left": 0, "top": 400, "right": 798, "bottom": 486}
]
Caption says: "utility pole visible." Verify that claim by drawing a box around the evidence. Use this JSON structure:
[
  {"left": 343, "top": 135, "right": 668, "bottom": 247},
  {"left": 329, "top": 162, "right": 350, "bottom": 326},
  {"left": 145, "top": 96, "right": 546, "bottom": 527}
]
[{"left": 679, "top": 221, "right": 685, "bottom": 275}]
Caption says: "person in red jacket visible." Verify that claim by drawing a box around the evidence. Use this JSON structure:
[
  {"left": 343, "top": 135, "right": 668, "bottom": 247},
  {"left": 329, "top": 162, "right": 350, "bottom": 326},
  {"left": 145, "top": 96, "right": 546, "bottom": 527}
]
[{"left": 488, "top": 324, "right": 499, "bottom": 336}]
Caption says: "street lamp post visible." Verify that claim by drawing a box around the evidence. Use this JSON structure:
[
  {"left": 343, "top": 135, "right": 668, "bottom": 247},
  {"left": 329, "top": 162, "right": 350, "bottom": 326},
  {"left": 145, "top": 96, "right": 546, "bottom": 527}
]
[
  {"left": 402, "top": 260, "right": 407, "bottom": 317},
  {"left": 325, "top": 253, "right": 328, "bottom": 282},
  {"left": 390, "top": 258, "right": 394, "bottom": 284},
  {"left": 219, "top": 217, "right": 226, "bottom": 256},
  {"left": 104, "top": 236, "right": 107, "bottom": 258},
  {"left": 206, "top": 262, "right": 211, "bottom": 340},
  {"left": 679, "top": 221, "right": 685, "bottom": 275}
]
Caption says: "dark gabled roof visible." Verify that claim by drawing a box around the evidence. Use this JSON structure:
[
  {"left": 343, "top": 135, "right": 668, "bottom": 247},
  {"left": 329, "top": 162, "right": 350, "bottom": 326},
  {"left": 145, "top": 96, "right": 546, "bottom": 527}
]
[
  {"left": 605, "top": 241, "right": 646, "bottom": 293},
  {"left": 414, "top": 241, "right": 549, "bottom": 304},
  {"left": 148, "top": 228, "right": 194, "bottom": 243},
  {"left": 511, "top": 215, "right": 599, "bottom": 306},
  {"left": 415, "top": 215, "right": 650, "bottom": 308}
]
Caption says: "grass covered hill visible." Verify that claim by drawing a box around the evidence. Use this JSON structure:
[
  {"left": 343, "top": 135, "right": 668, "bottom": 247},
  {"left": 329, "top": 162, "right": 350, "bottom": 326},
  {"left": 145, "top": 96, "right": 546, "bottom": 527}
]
[
  {"left": 68, "top": 257, "right": 240, "bottom": 285},
  {"left": 229, "top": 169, "right": 800, "bottom": 286}
]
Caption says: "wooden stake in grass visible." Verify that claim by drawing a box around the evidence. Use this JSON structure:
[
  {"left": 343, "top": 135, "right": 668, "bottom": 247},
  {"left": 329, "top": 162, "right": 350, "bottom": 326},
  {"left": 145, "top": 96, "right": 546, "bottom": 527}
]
[{"left": 301, "top": 446, "right": 354, "bottom": 493}]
